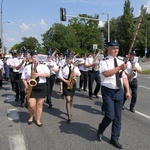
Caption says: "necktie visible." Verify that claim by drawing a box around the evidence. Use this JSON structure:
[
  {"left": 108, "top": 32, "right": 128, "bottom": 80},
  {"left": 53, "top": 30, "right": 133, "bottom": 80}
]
[
  {"left": 114, "top": 58, "right": 121, "bottom": 89},
  {"left": 67, "top": 65, "right": 72, "bottom": 80}
]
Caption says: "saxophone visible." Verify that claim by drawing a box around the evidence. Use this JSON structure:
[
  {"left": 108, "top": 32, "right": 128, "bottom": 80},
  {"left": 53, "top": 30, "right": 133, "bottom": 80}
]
[
  {"left": 67, "top": 60, "right": 80, "bottom": 90},
  {"left": 25, "top": 61, "right": 38, "bottom": 99}
]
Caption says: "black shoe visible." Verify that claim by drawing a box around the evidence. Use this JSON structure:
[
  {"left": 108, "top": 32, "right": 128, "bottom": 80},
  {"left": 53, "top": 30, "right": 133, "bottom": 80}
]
[
  {"left": 97, "top": 132, "right": 103, "bottom": 141},
  {"left": 94, "top": 94, "right": 99, "bottom": 98},
  {"left": 122, "top": 106, "right": 125, "bottom": 110},
  {"left": 89, "top": 96, "right": 93, "bottom": 100},
  {"left": 27, "top": 117, "right": 34, "bottom": 125},
  {"left": 130, "top": 107, "right": 135, "bottom": 113},
  {"left": 61, "top": 94, "right": 64, "bottom": 99},
  {"left": 49, "top": 104, "right": 53, "bottom": 109},
  {"left": 36, "top": 122, "right": 43, "bottom": 127},
  {"left": 110, "top": 139, "right": 123, "bottom": 149},
  {"left": 83, "top": 88, "right": 88, "bottom": 91},
  {"left": 15, "top": 98, "right": 19, "bottom": 102},
  {"left": 21, "top": 103, "right": 25, "bottom": 108},
  {"left": 67, "top": 119, "right": 71, "bottom": 124}
]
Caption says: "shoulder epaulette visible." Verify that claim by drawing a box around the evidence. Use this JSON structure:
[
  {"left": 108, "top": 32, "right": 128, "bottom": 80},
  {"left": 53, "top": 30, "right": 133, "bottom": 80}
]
[
  {"left": 102, "top": 58, "right": 109, "bottom": 61},
  {"left": 62, "top": 64, "right": 67, "bottom": 69}
]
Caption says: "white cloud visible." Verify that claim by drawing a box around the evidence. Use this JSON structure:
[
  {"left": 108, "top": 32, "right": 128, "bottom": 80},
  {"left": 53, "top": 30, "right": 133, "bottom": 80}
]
[
  {"left": 39, "top": 19, "right": 49, "bottom": 31},
  {"left": 20, "top": 23, "right": 30, "bottom": 31}
]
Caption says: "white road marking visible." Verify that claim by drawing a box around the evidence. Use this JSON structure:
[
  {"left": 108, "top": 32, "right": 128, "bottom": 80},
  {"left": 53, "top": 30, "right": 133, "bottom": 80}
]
[
  {"left": 7, "top": 109, "right": 19, "bottom": 121},
  {"left": 9, "top": 134, "right": 26, "bottom": 150},
  {"left": 138, "top": 85, "right": 150, "bottom": 90},
  {"left": 7, "top": 96, "right": 15, "bottom": 102},
  {"left": 135, "top": 111, "right": 150, "bottom": 119},
  {"left": 7, "top": 108, "right": 27, "bottom": 150}
]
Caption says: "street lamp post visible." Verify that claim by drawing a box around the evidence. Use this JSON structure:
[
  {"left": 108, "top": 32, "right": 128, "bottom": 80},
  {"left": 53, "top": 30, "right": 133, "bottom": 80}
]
[
  {"left": 102, "top": 12, "right": 110, "bottom": 42},
  {"left": 0, "top": 0, "right": 4, "bottom": 53}
]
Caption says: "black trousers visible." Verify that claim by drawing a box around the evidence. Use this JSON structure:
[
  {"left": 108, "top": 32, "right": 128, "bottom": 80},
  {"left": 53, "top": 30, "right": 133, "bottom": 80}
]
[
  {"left": 18, "top": 74, "right": 25, "bottom": 104},
  {"left": 46, "top": 74, "right": 56, "bottom": 104},
  {"left": 13, "top": 72, "right": 20, "bottom": 100},
  {"left": 88, "top": 71, "right": 101, "bottom": 96},
  {"left": 79, "top": 70, "right": 88, "bottom": 90},
  {"left": 129, "top": 78, "right": 138, "bottom": 108}
]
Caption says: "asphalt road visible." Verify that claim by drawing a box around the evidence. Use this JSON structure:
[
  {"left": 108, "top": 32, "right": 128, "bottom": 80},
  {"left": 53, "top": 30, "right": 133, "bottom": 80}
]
[{"left": 0, "top": 70, "right": 150, "bottom": 150}]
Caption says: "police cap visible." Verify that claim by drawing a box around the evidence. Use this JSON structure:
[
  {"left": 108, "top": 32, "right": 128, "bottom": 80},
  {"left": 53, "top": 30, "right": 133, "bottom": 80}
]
[
  {"left": 130, "top": 51, "right": 136, "bottom": 56},
  {"left": 66, "top": 53, "right": 74, "bottom": 59},
  {"left": 107, "top": 40, "right": 119, "bottom": 48},
  {"left": 30, "top": 50, "right": 38, "bottom": 56}
]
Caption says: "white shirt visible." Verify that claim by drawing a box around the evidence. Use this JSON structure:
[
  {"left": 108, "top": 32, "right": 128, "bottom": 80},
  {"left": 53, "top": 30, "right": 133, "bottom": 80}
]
[
  {"left": 0, "top": 59, "right": 3, "bottom": 69},
  {"left": 58, "top": 63, "right": 81, "bottom": 79},
  {"left": 126, "top": 61, "right": 142, "bottom": 79},
  {"left": 99, "top": 55, "right": 127, "bottom": 89},
  {"left": 12, "top": 57, "right": 23, "bottom": 72},
  {"left": 78, "top": 58, "right": 88, "bottom": 71},
  {"left": 85, "top": 56, "right": 94, "bottom": 71},
  {"left": 44, "top": 59, "right": 59, "bottom": 75},
  {"left": 21, "top": 63, "right": 50, "bottom": 83}
]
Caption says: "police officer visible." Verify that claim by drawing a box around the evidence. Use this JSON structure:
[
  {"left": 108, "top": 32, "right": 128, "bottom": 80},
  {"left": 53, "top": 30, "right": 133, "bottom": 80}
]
[
  {"left": 44, "top": 50, "right": 59, "bottom": 108},
  {"left": 85, "top": 49, "right": 101, "bottom": 100},
  {"left": 97, "top": 41, "right": 130, "bottom": 149},
  {"left": 124, "top": 51, "right": 142, "bottom": 113}
]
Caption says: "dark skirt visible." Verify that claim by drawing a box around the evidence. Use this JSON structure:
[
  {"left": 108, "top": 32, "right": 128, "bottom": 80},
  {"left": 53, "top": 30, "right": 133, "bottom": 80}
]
[
  {"left": 30, "top": 83, "right": 47, "bottom": 98},
  {"left": 63, "top": 81, "right": 76, "bottom": 96}
]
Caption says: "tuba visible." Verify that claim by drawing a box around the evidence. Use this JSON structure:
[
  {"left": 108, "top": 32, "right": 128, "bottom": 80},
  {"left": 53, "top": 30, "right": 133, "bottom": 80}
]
[{"left": 25, "top": 61, "right": 38, "bottom": 99}]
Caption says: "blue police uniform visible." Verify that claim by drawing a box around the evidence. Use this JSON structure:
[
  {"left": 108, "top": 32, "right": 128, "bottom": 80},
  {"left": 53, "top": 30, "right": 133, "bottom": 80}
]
[{"left": 97, "top": 41, "right": 128, "bottom": 149}]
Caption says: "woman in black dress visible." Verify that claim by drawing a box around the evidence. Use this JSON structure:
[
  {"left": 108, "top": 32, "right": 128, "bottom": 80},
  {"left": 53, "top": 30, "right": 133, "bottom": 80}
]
[
  {"left": 58, "top": 53, "right": 81, "bottom": 123},
  {"left": 22, "top": 51, "right": 50, "bottom": 127}
]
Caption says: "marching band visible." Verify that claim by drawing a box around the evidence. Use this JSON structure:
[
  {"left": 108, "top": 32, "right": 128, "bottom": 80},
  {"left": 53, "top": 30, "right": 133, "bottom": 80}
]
[{"left": 0, "top": 42, "right": 142, "bottom": 149}]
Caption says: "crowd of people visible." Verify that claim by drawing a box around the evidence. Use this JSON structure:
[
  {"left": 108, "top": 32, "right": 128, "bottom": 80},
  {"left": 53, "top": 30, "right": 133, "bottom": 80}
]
[{"left": 0, "top": 40, "right": 142, "bottom": 149}]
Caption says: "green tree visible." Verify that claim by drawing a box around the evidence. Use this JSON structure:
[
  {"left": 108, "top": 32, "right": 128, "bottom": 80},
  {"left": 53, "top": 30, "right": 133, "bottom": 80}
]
[
  {"left": 42, "top": 23, "right": 79, "bottom": 54},
  {"left": 118, "top": 0, "right": 134, "bottom": 56},
  {"left": 68, "top": 14, "right": 104, "bottom": 54}
]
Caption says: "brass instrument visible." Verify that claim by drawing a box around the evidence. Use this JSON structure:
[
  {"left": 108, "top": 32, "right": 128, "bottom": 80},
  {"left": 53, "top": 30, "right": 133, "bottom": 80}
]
[
  {"left": 129, "top": 61, "right": 136, "bottom": 82},
  {"left": 25, "top": 61, "right": 38, "bottom": 99},
  {"left": 67, "top": 60, "right": 80, "bottom": 90},
  {"left": 52, "top": 48, "right": 60, "bottom": 59},
  {"left": 93, "top": 49, "right": 102, "bottom": 71}
]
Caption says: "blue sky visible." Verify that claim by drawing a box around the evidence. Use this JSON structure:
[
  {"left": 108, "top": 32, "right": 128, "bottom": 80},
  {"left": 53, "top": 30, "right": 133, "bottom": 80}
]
[{"left": 2, "top": 0, "right": 150, "bottom": 52}]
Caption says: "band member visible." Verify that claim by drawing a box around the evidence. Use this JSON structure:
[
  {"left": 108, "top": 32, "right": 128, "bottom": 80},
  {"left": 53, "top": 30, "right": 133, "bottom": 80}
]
[
  {"left": 58, "top": 53, "right": 81, "bottom": 123},
  {"left": 58, "top": 50, "right": 70, "bottom": 98},
  {"left": 21, "top": 51, "right": 50, "bottom": 127},
  {"left": 85, "top": 49, "right": 101, "bottom": 100},
  {"left": 78, "top": 53, "right": 88, "bottom": 91},
  {"left": 11, "top": 50, "right": 23, "bottom": 101},
  {"left": 15, "top": 49, "right": 30, "bottom": 107},
  {"left": 6, "top": 52, "right": 16, "bottom": 91},
  {"left": 124, "top": 51, "right": 142, "bottom": 113},
  {"left": 44, "top": 50, "right": 59, "bottom": 108},
  {"left": 97, "top": 41, "right": 130, "bottom": 149},
  {"left": 0, "top": 58, "right": 5, "bottom": 89}
]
